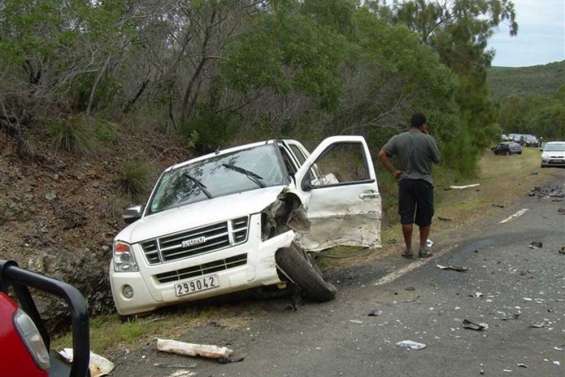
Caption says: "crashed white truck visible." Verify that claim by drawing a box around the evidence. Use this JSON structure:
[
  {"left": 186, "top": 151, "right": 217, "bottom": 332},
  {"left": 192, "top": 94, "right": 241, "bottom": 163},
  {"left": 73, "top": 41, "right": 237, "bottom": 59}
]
[{"left": 109, "top": 136, "right": 382, "bottom": 315}]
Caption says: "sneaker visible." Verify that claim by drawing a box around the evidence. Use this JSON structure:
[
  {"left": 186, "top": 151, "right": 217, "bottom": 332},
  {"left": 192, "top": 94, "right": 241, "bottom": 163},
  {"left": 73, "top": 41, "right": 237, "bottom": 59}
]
[{"left": 418, "top": 247, "right": 433, "bottom": 258}]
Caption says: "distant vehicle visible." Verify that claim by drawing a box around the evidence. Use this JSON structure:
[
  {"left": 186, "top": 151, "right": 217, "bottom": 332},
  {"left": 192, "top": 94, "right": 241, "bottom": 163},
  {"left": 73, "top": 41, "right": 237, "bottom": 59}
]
[
  {"left": 492, "top": 142, "right": 522, "bottom": 155},
  {"left": 507, "top": 133, "right": 539, "bottom": 147},
  {"left": 501, "top": 134, "right": 510, "bottom": 141},
  {"left": 541, "top": 142, "right": 565, "bottom": 167}
]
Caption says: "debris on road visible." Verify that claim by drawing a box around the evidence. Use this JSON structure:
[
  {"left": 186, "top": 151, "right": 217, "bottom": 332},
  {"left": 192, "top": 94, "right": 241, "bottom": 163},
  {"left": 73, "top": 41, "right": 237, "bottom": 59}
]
[
  {"left": 492, "top": 204, "right": 505, "bottom": 208},
  {"left": 368, "top": 309, "right": 383, "bottom": 317},
  {"left": 437, "top": 264, "right": 468, "bottom": 272},
  {"left": 156, "top": 338, "right": 239, "bottom": 363},
  {"left": 529, "top": 185, "right": 565, "bottom": 199},
  {"left": 396, "top": 340, "right": 426, "bottom": 351},
  {"left": 449, "top": 184, "right": 480, "bottom": 190},
  {"left": 437, "top": 216, "right": 453, "bottom": 222},
  {"left": 153, "top": 363, "right": 198, "bottom": 369},
  {"left": 59, "top": 349, "right": 114, "bottom": 377},
  {"left": 480, "top": 363, "right": 485, "bottom": 375},
  {"left": 517, "top": 363, "right": 528, "bottom": 368},
  {"left": 529, "top": 241, "right": 543, "bottom": 249},
  {"left": 473, "top": 292, "right": 484, "bottom": 298},
  {"left": 168, "top": 371, "right": 196, "bottom": 377},
  {"left": 558, "top": 208, "right": 565, "bottom": 214},
  {"left": 530, "top": 320, "right": 548, "bottom": 329},
  {"left": 462, "top": 319, "right": 488, "bottom": 331},
  {"left": 559, "top": 246, "right": 565, "bottom": 255},
  {"left": 349, "top": 319, "right": 363, "bottom": 324},
  {"left": 554, "top": 361, "right": 561, "bottom": 366}
]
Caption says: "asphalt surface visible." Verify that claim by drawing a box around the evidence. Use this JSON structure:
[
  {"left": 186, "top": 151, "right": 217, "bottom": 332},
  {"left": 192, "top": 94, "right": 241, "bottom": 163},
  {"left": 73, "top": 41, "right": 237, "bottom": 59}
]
[{"left": 114, "top": 171, "right": 565, "bottom": 377}]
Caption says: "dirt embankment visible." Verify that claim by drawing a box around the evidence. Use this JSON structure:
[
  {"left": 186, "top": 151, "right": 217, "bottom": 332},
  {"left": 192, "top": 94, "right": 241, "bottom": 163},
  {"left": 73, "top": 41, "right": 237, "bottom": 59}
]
[{"left": 0, "top": 128, "right": 188, "bottom": 327}]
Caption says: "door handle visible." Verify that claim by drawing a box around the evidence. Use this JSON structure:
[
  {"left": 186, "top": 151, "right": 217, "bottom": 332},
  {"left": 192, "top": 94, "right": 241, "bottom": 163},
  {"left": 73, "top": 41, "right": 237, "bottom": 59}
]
[{"left": 359, "top": 191, "right": 379, "bottom": 199}]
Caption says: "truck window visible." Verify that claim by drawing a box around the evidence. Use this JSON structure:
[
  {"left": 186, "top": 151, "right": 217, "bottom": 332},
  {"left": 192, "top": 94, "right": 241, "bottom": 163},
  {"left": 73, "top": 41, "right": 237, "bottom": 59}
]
[
  {"left": 279, "top": 146, "right": 298, "bottom": 175},
  {"left": 289, "top": 145, "right": 307, "bottom": 166}
]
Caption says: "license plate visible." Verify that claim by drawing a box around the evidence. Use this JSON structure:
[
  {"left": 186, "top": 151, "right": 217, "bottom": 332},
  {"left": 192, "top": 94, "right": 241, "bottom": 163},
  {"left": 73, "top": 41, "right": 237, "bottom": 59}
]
[{"left": 174, "top": 274, "right": 219, "bottom": 297}]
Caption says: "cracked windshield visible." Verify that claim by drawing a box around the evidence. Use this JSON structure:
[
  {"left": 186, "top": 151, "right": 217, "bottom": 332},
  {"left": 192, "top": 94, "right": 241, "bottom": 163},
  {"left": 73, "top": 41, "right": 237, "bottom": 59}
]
[{"left": 148, "top": 144, "right": 286, "bottom": 214}]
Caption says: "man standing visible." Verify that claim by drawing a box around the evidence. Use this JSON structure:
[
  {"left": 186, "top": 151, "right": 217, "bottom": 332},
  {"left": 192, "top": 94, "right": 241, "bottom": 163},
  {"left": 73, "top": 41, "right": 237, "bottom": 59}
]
[{"left": 378, "top": 113, "right": 441, "bottom": 258}]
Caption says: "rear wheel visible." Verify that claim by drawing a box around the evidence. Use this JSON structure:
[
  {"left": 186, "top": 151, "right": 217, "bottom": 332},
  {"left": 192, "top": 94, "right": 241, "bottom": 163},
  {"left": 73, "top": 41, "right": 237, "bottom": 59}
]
[{"left": 276, "top": 243, "right": 336, "bottom": 302}]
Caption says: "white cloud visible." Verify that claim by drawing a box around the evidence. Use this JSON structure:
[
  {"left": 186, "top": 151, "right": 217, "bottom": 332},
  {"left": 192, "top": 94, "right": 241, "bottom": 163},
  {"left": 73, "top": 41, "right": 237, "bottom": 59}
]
[{"left": 489, "top": 0, "right": 565, "bottom": 66}]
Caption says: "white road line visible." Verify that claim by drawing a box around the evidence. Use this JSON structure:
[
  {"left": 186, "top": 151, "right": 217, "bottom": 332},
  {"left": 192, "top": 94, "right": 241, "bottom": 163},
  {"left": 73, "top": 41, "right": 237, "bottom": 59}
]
[
  {"left": 373, "top": 243, "right": 459, "bottom": 287},
  {"left": 499, "top": 208, "right": 529, "bottom": 224}
]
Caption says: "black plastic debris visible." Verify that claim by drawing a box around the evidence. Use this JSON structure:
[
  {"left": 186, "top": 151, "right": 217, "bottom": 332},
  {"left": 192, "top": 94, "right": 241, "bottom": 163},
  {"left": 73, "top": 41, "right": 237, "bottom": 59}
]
[
  {"left": 368, "top": 309, "right": 383, "bottom": 317},
  {"left": 492, "top": 204, "right": 505, "bottom": 208},
  {"left": 437, "top": 216, "right": 453, "bottom": 222},
  {"left": 462, "top": 319, "right": 488, "bottom": 331},
  {"left": 559, "top": 246, "right": 565, "bottom": 255},
  {"left": 529, "top": 241, "right": 543, "bottom": 249},
  {"left": 436, "top": 264, "right": 469, "bottom": 272}
]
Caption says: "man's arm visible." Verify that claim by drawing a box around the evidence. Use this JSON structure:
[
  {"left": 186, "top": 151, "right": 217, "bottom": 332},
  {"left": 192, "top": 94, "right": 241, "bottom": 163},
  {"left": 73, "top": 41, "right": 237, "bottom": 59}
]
[
  {"left": 428, "top": 136, "right": 441, "bottom": 164},
  {"left": 378, "top": 148, "right": 402, "bottom": 179}
]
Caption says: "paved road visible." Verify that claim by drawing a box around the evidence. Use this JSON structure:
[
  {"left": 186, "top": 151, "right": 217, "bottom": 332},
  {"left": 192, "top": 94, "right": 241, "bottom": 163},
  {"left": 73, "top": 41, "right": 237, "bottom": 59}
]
[{"left": 114, "top": 172, "right": 565, "bottom": 377}]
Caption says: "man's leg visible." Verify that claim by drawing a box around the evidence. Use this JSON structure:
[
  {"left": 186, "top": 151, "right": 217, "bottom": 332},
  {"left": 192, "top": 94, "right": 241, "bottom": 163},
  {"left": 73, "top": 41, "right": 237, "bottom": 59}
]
[
  {"left": 398, "top": 180, "right": 416, "bottom": 257},
  {"left": 402, "top": 224, "right": 414, "bottom": 252},
  {"left": 415, "top": 180, "right": 434, "bottom": 258},
  {"left": 419, "top": 225, "right": 430, "bottom": 251}
]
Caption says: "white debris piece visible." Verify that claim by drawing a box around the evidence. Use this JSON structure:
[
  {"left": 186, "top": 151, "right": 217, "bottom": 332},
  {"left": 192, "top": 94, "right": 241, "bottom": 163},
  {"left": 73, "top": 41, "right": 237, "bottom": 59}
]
[
  {"left": 554, "top": 361, "right": 561, "bottom": 366},
  {"left": 449, "top": 184, "right": 480, "bottom": 190},
  {"left": 169, "top": 371, "right": 196, "bottom": 377},
  {"left": 156, "top": 338, "right": 233, "bottom": 360},
  {"left": 396, "top": 340, "right": 426, "bottom": 351},
  {"left": 59, "top": 349, "right": 114, "bottom": 377},
  {"left": 349, "top": 320, "right": 363, "bottom": 324}
]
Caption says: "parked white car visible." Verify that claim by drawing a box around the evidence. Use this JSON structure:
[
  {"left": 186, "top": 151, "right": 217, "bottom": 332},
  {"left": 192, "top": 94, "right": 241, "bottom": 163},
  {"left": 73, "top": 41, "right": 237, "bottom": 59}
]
[
  {"left": 541, "top": 141, "right": 565, "bottom": 167},
  {"left": 110, "top": 136, "right": 382, "bottom": 315}
]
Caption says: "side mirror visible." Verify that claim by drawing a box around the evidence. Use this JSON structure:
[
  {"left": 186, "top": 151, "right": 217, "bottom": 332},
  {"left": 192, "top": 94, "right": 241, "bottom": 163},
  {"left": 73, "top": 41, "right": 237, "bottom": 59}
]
[{"left": 123, "top": 205, "right": 143, "bottom": 224}]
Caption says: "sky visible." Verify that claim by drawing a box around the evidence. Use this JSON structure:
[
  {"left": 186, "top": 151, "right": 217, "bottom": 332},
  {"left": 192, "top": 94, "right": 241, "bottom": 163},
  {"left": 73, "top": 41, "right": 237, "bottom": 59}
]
[{"left": 488, "top": 0, "right": 565, "bottom": 67}]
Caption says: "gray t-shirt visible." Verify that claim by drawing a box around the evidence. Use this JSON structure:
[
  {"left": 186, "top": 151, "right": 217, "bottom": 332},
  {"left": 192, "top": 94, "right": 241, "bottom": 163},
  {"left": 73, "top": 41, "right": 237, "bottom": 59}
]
[{"left": 383, "top": 130, "right": 441, "bottom": 185}]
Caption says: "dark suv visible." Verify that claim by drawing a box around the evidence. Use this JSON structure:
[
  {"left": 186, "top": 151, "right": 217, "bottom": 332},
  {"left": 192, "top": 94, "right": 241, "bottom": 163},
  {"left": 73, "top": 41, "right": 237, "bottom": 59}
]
[{"left": 492, "top": 142, "right": 522, "bottom": 155}]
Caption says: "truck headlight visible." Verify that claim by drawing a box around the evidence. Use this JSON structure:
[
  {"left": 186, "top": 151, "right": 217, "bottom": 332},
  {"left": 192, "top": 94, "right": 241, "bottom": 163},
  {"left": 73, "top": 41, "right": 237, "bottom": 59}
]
[
  {"left": 113, "top": 241, "right": 139, "bottom": 272},
  {"left": 13, "top": 309, "right": 50, "bottom": 371}
]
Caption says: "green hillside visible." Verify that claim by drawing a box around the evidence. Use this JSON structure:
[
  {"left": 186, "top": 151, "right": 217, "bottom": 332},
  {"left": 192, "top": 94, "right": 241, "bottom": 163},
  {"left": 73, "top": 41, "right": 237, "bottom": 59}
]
[{"left": 488, "top": 60, "right": 565, "bottom": 99}]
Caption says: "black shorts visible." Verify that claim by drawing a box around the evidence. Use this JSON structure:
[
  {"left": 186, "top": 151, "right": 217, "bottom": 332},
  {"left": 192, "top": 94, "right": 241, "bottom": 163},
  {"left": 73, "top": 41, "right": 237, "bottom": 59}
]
[{"left": 398, "top": 179, "right": 434, "bottom": 226}]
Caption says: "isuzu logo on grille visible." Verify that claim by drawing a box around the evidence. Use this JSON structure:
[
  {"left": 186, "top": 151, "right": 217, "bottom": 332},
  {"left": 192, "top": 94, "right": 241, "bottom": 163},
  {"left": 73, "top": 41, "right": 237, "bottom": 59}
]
[{"left": 182, "top": 236, "right": 207, "bottom": 248}]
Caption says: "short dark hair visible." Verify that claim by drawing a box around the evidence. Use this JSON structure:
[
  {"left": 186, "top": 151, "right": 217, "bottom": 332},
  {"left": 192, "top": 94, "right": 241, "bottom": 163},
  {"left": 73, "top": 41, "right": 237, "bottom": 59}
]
[{"left": 411, "top": 113, "right": 427, "bottom": 129}]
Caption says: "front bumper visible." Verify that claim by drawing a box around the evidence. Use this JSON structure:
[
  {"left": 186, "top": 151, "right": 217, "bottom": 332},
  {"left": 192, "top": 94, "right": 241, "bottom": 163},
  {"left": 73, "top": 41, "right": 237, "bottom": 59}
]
[
  {"left": 542, "top": 159, "right": 565, "bottom": 166},
  {"left": 110, "top": 220, "right": 295, "bottom": 315}
]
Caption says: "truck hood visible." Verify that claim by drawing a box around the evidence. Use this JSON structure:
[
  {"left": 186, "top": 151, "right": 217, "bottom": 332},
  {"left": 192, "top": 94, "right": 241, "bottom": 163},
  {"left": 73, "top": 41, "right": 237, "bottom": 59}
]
[{"left": 116, "top": 186, "right": 286, "bottom": 243}]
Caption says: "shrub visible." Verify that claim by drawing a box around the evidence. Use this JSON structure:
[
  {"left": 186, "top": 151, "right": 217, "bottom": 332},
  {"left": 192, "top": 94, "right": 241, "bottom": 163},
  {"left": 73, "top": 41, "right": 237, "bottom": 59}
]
[
  {"left": 179, "top": 107, "right": 240, "bottom": 154},
  {"left": 118, "top": 160, "right": 151, "bottom": 200},
  {"left": 47, "top": 117, "right": 94, "bottom": 154},
  {"left": 94, "top": 119, "right": 119, "bottom": 144}
]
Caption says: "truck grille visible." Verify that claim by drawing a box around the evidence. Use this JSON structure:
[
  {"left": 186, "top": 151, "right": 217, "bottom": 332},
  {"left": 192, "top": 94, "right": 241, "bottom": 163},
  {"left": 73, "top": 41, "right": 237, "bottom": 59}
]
[
  {"left": 140, "top": 217, "right": 249, "bottom": 264},
  {"left": 154, "top": 254, "right": 247, "bottom": 284}
]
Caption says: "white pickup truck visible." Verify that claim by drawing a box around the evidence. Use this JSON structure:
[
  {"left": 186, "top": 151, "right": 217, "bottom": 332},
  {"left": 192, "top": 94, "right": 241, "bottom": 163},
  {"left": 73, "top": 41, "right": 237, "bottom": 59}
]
[{"left": 109, "top": 136, "right": 382, "bottom": 315}]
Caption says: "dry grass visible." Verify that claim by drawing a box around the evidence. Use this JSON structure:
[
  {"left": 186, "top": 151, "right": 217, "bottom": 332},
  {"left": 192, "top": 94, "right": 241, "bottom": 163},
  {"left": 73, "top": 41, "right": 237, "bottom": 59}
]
[{"left": 52, "top": 306, "right": 253, "bottom": 355}]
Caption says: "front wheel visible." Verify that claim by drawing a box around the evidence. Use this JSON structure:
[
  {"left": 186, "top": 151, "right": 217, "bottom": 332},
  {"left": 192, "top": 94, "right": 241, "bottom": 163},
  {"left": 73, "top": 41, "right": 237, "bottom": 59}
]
[{"left": 276, "top": 243, "right": 337, "bottom": 302}]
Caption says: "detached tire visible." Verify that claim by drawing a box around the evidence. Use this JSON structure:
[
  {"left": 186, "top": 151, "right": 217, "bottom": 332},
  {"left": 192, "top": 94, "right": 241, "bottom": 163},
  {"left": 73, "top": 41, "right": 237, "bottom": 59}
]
[{"left": 276, "top": 243, "right": 336, "bottom": 302}]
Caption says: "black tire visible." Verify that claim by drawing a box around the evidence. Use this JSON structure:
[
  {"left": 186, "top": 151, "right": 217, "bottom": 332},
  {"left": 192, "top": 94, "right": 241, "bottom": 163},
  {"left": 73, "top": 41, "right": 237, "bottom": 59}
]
[{"left": 275, "top": 243, "right": 337, "bottom": 302}]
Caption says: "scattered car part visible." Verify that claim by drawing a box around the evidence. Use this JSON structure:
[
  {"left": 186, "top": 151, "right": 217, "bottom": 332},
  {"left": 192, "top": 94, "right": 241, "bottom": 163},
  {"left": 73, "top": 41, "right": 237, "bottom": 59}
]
[
  {"left": 59, "top": 349, "right": 114, "bottom": 377},
  {"left": 275, "top": 243, "right": 336, "bottom": 302},
  {"left": 462, "top": 319, "right": 488, "bottom": 331},
  {"left": 396, "top": 340, "right": 426, "bottom": 351},
  {"left": 368, "top": 309, "right": 383, "bottom": 317},
  {"left": 449, "top": 184, "right": 480, "bottom": 190},
  {"left": 529, "top": 241, "right": 543, "bottom": 249},
  {"left": 156, "top": 338, "right": 240, "bottom": 363},
  {"left": 436, "top": 264, "right": 469, "bottom": 272}
]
